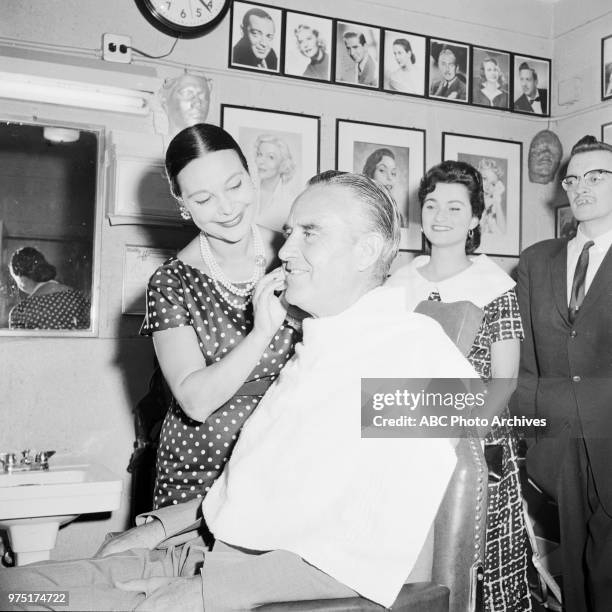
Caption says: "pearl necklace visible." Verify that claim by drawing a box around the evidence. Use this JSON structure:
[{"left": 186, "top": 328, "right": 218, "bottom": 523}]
[{"left": 199, "top": 226, "right": 266, "bottom": 310}]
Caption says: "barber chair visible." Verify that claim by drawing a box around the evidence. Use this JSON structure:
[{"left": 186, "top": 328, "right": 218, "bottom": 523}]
[{"left": 260, "top": 301, "right": 488, "bottom": 612}]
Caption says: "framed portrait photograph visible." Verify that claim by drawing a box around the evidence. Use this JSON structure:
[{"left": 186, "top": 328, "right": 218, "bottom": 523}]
[
  {"left": 512, "top": 54, "right": 551, "bottom": 116},
  {"left": 555, "top": 205, "right": 578, "bottom": 240},
  {"left": 428, "top": 39, "right": 470, "bottom": 104},
  {"left": 283, "top": 11, "right": 333, "bottom": 82},
  {"left": 471, "top": 47, "right": 511, "bottom": 110},
  {"left": 381, "top": 29, "right": 426, "bottom": 97},
  {"left": 443, "top": 132, "right": 522, "bottom": 257},
  {"left": 334, "top": 20, "right": 381, "bottom": 89},
  {"left": 336, "top": 119, "right": 426, "bottom": 251},
  {"left": 221, "top": 104, "right": 320, "bottom": 232},
  {"left": 602, "top": 35, "right": 612, "bottom": 101},
  {"left": 229, "top": 1, "right": 282, "bottom": 74},
  {"left": 602, "top": 121, "right": 612, "bottom": 144}
]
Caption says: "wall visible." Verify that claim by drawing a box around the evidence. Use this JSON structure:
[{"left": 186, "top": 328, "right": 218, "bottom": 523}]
[{"left": 0, "top": 0, "right": 559, "bottom": 559}]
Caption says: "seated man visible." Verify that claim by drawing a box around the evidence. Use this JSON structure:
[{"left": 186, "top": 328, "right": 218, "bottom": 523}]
[{"left": 1, "top": 172, "right": 476, "bottom": 611}]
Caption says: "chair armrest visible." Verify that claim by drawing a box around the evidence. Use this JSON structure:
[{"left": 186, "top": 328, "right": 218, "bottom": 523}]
[{"left": 256, "top": 582, "right": 449, "bottom": 611}]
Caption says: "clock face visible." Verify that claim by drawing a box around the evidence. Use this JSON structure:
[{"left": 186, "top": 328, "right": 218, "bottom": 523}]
[{"left": 136, "top": 0, "right": 231, "bottom": 38}]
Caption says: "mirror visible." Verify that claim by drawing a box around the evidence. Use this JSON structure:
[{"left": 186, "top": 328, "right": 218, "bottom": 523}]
[{"left": 0, "top": 120, "right": 102, "bottom": 334}]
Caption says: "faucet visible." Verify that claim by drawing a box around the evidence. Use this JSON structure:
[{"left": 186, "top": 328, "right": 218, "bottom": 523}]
[{"left": 0, "top": 450, "right": 55, "bottom": 473}]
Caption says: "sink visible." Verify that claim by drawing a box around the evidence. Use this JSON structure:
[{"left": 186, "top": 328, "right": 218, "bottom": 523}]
[{"left": 0, "top": 458, "right": 122, "bottom": 565}]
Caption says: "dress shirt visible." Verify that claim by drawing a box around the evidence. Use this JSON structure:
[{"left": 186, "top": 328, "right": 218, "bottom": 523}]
[
  {"left": 529, "top": 97, "right": 543, "bottom": 114},
  {"left": 566, "top": 225, "right": 612, "bottom": 305}
]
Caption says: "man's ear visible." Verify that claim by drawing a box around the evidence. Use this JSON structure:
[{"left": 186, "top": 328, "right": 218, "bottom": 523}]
[{"left": 355, "top": 232, "right": 385, "bottom": 272}]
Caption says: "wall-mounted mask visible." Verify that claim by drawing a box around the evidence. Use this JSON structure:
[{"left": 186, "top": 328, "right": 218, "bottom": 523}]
[{"left": 528, "top": 129, "right": 563, "bottom": 184}]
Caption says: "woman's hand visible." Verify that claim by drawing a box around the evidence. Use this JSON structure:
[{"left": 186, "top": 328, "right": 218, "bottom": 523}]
[
  {"left": 252, "top": 267, "right": 287, "bottom": 339},
  {"left": 94, "top": 520, "right": 165, "bottom": 557}
]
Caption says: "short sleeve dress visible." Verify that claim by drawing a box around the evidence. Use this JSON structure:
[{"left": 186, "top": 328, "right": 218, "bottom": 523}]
[
  {"left": 141, "top": 257, "right": 299, "bottom": 508},
  {"left": 387, "top": 255, "right": 531, "bottom": 612}
]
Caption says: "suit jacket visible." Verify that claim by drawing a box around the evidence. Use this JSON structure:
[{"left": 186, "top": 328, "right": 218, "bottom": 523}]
[
  {"left": 430, "top": 77, "right": 467, "bottom": 101},
  {"left": 232, "top": 37, "right": 278, "bottom": 70},
  {"left": 515, "top": 238, "right": 612, "bottom": 511},
  {"left": 513, "top": 89, "right": 548, "bottom": 113},
  {"left": 357, "top": 54, "right": 378, "bottom": 87}
]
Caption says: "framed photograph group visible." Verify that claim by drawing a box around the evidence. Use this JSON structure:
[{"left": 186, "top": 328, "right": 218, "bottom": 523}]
[
  {"left": 442, "top": 133, "right": 522, "bottom": 257},
  {"left": 221, "top": 104, "right": 320, "bottom": 231},
  {"left": 336, "top": 119, "right": 425, "bottom": 251},
  {"left": 227, "top": 1, "right": 551, "bottom": 116}
]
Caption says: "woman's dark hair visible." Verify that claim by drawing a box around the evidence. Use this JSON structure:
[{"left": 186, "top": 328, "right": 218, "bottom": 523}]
[
  {"left": 362, "top": 148, "right": 396, "bottom": 179},
  {"left": 165, "top": 123, "right": 249, "bottom": 198},
  {"left": 393, "top": 38, "right": 416, "bottom": 64},
  {"left": 418, "top": 160, "right": 485, "bottom": 254},
  {"left": 10, "top": 247, "right": 56, "bottom": 282}
]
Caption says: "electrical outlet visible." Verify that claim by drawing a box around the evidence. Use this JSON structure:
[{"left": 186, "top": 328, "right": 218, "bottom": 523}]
[{"left": 102, "top": 33, "right": 132, "bottom": 64}]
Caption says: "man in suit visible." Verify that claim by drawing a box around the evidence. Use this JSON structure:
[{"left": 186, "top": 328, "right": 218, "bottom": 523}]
[
  {"left": 232, "top": 7, "right": 277, "bottom": 71},
  {"left": 343, "top": 31, "right": 378, "bottom": 87},
  {"left": 514, "top": 62, "right": 548, "bottom": 114},
  {"left": 429, "top": 47, "right": 467, "bottom": 101},
  {"left": 515, "top": 135, "right": 612, "bottom": 611}
]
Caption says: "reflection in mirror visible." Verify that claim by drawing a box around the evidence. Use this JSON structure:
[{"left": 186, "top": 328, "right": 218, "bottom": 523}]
[{"left": 0, "top": 121, "right": 99, "bottom": 333}]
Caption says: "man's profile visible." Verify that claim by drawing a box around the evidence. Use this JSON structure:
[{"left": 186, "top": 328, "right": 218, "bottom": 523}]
[
  {"left": 513, "top": 61, "right": 548, "bottom": 114},
  {"left": 429, "top": 46, "right": 467, "bottom": 101},
  {"left": 232, "top": 6, "right": 278, "bottom": 71}
]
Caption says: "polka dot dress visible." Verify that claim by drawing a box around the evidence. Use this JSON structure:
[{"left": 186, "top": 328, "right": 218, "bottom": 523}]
[
  {"left": 141, "top": 258, "right": 298, "bottom": 509},
  {"left": 9, "top": 290, "right": 90, "bottom": 329},
  {"left": 430, "top": 287, "right": 531, "bottom": 612}
]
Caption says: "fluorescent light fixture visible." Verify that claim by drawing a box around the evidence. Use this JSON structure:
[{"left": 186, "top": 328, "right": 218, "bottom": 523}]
[{"left": 0, "top": 71, "right": 150, "bottom": 115}]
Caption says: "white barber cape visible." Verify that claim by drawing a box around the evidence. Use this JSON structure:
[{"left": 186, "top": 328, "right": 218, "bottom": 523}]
[{"left": 203, "top": 286, "right": 478, "bottom": 607}]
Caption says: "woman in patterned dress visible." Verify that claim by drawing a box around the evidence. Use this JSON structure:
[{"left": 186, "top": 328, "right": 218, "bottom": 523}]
[
  {"left": 9, "top": 246, "right": 90, "bottom": 330},
  {"left": 142, "top": 124, "right": 299, "bottom": 509},
  {"left": 388, "top": 160, "right": 531, "bottom": 612}
]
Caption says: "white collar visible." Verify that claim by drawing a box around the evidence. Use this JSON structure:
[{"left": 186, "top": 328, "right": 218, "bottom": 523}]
[
  {"left": 388, "top": 254, "right": 515, "bottom": 309},
  {"left": 572, "top": 224, "right": 612, "bottom": 254}
]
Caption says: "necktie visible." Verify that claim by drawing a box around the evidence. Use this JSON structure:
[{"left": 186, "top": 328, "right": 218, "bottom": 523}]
[
  {"left": 530, "top": 97, "right": 541, "bottom": 104},
  {"left": 568, "top": 240, "right": 594, "bottom": 323}
]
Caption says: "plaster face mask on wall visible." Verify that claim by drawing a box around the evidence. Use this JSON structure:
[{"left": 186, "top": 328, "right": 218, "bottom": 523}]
[
  {"left": 528, "top": 129, "right": 563, "bottom": 184},
  {"left": 160, "top": 74, "right": 212, "bottom": 138}
]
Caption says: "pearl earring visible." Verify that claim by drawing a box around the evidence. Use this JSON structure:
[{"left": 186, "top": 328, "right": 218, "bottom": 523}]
[{"left": 179, "top": 206, "right": 191, "bottom": 220}]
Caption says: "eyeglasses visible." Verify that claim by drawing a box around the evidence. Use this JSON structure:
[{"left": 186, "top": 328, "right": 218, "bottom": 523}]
[{"left": 561, "top": 169, "right": 612, "bottom": 191}]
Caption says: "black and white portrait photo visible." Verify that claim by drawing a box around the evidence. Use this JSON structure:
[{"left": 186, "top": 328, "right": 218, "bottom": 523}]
[
  {"left": 283, "top": 11, "right": 333, "bottom": 82},
  {"left": 229, "top": 1, "right": 282, "bottom": 73},
  {"left": 429, "top": 39, "right": 470, "bottom": 103},
  {"left": 334, "top": 21, "right": 381, "bottom": 89},
  {"left": 471, "top": 47, "right": 511, "bottom": 110},
  {"left": 512, "top": 55, "right": 550, "bottom": 115},
  {"left": 382, "top": 30, "right": 426, "bottom": 96},
  {"left": 602, "top": 35, "right": 612, "bottom": 100}
]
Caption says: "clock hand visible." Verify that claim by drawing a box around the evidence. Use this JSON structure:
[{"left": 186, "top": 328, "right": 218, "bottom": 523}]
[{"left": 198, "top": 0, "right": 213, "bottom": 12}]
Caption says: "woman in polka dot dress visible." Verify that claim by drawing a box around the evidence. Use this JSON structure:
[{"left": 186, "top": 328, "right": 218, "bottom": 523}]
[
  {"left": 9, "top": 246, "right": 90, "bottom": 330},
  {"left": 142, "top": 124, "right": 299, "bottom": 509},
  {"left": 388, "top": 161, "right": 531, "bottom": 612}
]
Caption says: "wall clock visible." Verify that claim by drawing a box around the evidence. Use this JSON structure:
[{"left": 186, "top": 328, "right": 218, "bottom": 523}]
[{"left": 135, "top": 0, "right": 231, "bottom": 38}]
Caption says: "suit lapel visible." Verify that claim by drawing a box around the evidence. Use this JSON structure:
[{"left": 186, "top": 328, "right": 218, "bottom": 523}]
[
  {"left": 576, "top": 243, "right": 612, "bottom": 318},
  {"left": 550, "top": 242, "right": 570, "bottom": 325}
]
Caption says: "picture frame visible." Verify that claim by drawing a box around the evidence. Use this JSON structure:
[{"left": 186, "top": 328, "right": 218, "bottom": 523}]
[
  {"left": 221, "top": 104, "right": 320, "bottom": 232},
  {"left": 381, "top": 29, "right": 427, "bottom": 97},
  {"left": 602, "top": 121, "right": 612, "bottom": 144},
  {"left": 283, "top": 10, "right": 334, "bottom": 83},
  {"left": 336, "top": 119, "right": 426, "bottom": 251},
  {"left": 442, "top": 132, "right": 522, "bottom": 257},
  {"left": 229, "top": 1, "right": 283, "bottom": 74},
  {"left": 428, "top": 38, "right": 470, "bottom": 104},
  {"left": 471, "top": 46, "right": 511, "bottom": 111},
  {"left": 555, "top": 204, "right": 578, "bottom": 240},
  {"left": 122, "top": 245, "right": 176, "bottom": 315},
  {"left": 602, "top": 35, "right": 612, "bottom": 101},
  {"left": 512, "top": 54, "right": 551, "bottom": 116},
  {"left": 334, "top": 20, "right": 382, "bottom": 89}
]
